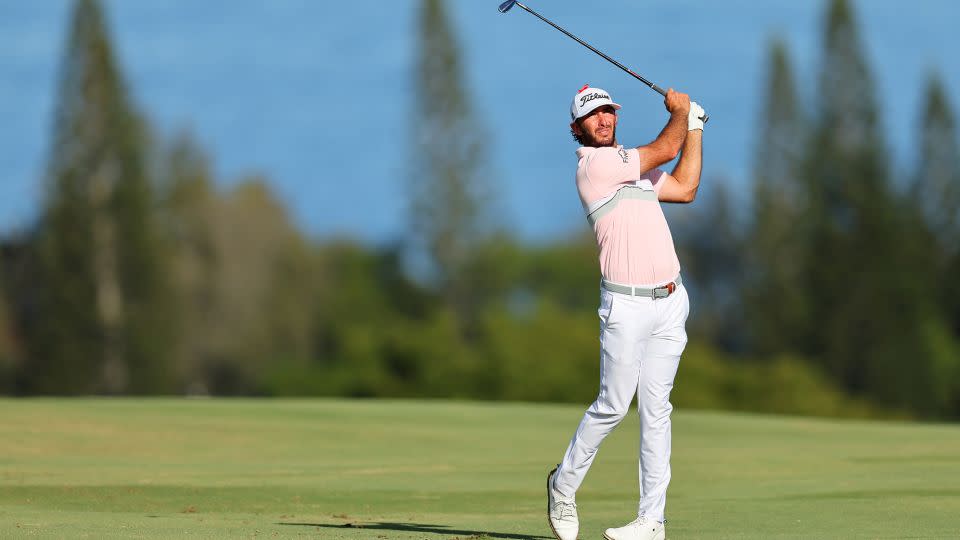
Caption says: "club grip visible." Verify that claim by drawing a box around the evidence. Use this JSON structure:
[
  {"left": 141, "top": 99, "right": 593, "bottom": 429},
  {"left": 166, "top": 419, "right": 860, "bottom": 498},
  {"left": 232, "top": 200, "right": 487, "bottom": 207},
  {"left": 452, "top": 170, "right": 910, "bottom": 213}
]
[{"left": 656, "top": 85, "right": 711, "bottom": 122}]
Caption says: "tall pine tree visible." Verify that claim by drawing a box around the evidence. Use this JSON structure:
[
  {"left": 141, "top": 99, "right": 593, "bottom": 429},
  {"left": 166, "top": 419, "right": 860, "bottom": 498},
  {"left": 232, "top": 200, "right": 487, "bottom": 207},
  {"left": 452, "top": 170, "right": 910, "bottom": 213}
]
[
  {"left": 409, "top": 0, "right": 492, "bottom": 320},
  {"left": 802, "top": 0, "right": 946, "bottom": 414},
  {"left": 675, "top": 182, "right": 745, "bottom": 352},
  {"left": 916, "top": 75, "right": 960, "bottom": 415},
  {"left": 914, "top": 74, "right": 960, "bottom": 251},
  {"left": 745, "top": 40, "right": 809, "bottom": 355},
  {"left": 26, "top": 0, "right": 176, "bottom": 394}
]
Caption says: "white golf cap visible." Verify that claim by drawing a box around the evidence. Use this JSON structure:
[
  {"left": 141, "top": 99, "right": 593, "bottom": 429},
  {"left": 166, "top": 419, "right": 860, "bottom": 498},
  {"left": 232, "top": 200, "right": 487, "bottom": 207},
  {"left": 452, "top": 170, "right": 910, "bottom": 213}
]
[{"left": 570, "top": 84, "right": 621, "bottom": 121}]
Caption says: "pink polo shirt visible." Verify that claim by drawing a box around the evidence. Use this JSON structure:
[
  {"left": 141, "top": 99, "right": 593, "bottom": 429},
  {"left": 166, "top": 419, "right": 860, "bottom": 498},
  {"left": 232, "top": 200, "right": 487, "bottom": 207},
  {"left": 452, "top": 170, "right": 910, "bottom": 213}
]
[{"left": 575, "top": 145, "right": 681, "bottom": 286}]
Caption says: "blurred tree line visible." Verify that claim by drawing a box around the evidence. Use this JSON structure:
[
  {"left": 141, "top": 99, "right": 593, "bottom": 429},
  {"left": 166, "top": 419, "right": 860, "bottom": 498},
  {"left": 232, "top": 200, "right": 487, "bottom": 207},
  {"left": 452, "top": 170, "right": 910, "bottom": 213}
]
[{"left": 1, "top": 0, "right": 958, "bottom": 419}]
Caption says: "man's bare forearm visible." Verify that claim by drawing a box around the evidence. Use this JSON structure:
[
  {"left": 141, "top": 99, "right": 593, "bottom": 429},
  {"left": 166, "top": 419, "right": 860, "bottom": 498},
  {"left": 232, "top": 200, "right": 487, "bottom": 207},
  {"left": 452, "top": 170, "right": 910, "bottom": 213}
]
[
  {"left": 670, "top": 129, "right": 702, "bottom": 203},
  {"left": 637, "top": 112, "right": 687, "bottom": 172},
  {"left": 657, "top": 112, "right": 688, "bottom": 160},
  {"left": 636, "top": 88, "right": 691, "bottom": 172}
]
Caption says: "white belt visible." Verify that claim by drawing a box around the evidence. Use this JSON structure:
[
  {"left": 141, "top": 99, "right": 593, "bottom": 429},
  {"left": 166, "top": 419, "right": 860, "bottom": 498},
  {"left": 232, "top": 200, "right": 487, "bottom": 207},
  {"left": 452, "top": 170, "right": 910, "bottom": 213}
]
[{"left": 601, "top": 275, "right": 682, "bottom": 298}]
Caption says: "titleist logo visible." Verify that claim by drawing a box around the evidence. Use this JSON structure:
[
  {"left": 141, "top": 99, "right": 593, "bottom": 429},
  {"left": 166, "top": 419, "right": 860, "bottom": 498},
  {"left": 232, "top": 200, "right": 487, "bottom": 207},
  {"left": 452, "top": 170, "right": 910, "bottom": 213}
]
[{"left": 579, "top": 92, "right": 610, "bottom": 107}]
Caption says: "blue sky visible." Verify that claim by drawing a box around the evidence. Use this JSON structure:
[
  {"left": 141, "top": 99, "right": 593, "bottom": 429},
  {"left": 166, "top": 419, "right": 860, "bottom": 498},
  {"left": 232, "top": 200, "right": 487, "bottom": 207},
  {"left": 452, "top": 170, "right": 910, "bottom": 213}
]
[{"left": 1, "top": 0, "right": 958, "bottom": 243}]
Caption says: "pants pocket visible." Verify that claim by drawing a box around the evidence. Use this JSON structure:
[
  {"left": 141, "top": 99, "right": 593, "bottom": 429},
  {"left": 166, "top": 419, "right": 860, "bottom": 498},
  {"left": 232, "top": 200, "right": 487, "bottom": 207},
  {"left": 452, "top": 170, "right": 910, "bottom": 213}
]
[{"left": 597, "top": 289, "right": 615, "bottom": 323}]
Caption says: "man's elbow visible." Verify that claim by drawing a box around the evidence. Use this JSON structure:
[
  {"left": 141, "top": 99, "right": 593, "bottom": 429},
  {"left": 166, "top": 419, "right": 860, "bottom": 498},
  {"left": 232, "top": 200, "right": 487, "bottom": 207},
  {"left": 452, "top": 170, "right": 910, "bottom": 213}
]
[
  {"left": 681, "top": 186, "right": 699, "bottom": 203},
  {"left": 664, "top": 144, "right": 681, "bottom": 163},
  {"left": 652, "top": 140, "right": 681, "bottom": 164}
]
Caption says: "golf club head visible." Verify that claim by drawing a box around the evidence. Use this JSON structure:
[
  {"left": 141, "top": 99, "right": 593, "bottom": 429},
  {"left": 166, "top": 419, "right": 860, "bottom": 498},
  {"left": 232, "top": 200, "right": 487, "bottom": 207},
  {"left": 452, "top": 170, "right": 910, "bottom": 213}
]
[{"left": 498, "top": 0, "right": 517, "bottom": 13}]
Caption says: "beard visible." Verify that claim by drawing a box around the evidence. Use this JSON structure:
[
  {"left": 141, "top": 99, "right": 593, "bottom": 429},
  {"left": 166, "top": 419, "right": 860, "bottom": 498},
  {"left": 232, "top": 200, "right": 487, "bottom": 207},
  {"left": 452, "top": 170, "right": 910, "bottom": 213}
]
[{"left": 583, "top": 126, "right": 616, "bottom": 147}]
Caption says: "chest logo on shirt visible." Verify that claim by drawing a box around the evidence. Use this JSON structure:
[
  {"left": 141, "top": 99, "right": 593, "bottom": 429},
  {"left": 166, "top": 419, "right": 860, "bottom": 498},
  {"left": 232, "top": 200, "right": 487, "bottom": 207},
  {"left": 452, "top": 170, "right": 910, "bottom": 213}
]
[{"left": 618, "top": 147, "right": 630, "bottom": 163}]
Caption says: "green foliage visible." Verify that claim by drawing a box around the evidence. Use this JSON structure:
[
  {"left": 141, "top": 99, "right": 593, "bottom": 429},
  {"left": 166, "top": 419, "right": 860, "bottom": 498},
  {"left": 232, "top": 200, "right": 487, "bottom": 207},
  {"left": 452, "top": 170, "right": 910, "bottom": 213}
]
[
  {"left": 23, "top": 0, "right": 176, "bottom": 394},
  {"left": 157, "top": 133, "right": 220, "bottom": 391},
  {"left": 262, "top": 237, "right": 600, "bottom": 402},
  {"left": 158, "top": 133, "right": 318, "bottom": 395},
  {"left": 673, "top": 183, "right": 746, "bottom": 352},
  {"left": 110, "top": 130, "right": 178, "bottom": 395},
  {"left": 915, "top": 75, "right": 960, "bottom": 352},
  {"left": 744, "top": 40, "right": 810, "bottom": 355},
  {"left": 4, "top": 0, "right": 960, "bottom": 421},
  {"left": 712, "top": 9, "right": 959, "bottom": 419},
  {"left": 670, "top": 0, "right": 960, "bottom": 418},
  {"left": 915, "top": 74, "right": 960, "bottom": 243},
  {"left": 0, "top": 267, "right": 15, "bottom": 393},
  {"left": 673, "top": 344, "right": 882, "bottom": 418},
  {"left": 408, "top": 0, "right": 494, "bottom": 318},
  {"left": 478, "top": 299, "right": 601, "bottom": 402},
  {"left": 913, "top": 75, "right": 960, "bottom": 415},
  {"left": 257, "top": 233, "right": 884, "bottom": 420}
]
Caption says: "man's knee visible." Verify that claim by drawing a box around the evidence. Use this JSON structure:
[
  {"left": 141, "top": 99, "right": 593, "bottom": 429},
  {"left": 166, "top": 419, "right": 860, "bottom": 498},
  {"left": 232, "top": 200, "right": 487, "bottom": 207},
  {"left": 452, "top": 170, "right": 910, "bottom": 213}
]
[
  {"left": 640, "top": 396, "right": 674, "bottom": 426},
  {"left": 588, "top": 395, "right": 631, "bottom": 424}
]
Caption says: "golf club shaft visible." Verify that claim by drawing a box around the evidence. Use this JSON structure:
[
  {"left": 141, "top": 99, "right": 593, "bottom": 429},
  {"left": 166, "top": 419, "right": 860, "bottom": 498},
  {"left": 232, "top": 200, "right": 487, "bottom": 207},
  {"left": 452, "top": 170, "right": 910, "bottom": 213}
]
[
  {"left": 510, "top": 1, "right": 709, "bottom": 123},
  {"left": 514, "top": 2, "right": 666, "bottom": 96}
]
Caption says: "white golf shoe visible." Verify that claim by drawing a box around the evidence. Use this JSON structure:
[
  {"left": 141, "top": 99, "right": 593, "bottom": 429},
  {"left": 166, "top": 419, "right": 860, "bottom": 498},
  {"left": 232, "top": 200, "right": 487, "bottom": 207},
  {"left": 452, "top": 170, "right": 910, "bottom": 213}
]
[
  {"left": 546, "top": 465, "right": 579, "bottom": 540},
  {"left": 603, "top": 515, "right": 665, "bottom": 540}
]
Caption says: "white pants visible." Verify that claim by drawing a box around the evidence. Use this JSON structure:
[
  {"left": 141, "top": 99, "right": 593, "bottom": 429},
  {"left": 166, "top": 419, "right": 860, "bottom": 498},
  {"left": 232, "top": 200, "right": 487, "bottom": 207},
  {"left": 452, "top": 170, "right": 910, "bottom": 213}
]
[{"left": 554, "top": 284, "right": 689, "bottom": 523}]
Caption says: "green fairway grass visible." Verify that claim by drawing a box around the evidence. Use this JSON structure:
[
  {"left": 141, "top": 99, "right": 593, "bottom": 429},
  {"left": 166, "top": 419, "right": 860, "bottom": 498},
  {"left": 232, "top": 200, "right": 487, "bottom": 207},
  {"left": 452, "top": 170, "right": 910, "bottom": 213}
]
[{"left": 0, "top": 399, "right": 958, "bottom": 539}]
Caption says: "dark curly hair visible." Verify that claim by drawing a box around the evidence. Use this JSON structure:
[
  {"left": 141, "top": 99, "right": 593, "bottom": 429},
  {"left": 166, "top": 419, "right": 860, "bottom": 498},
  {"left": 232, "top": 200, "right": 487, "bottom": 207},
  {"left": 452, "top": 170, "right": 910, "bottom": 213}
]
[
  {"left": 571, "top": 125, "right": 585, "bottom": 145},
  {"left": 570, "top": 119, "right": 585, "bottom": 145}
]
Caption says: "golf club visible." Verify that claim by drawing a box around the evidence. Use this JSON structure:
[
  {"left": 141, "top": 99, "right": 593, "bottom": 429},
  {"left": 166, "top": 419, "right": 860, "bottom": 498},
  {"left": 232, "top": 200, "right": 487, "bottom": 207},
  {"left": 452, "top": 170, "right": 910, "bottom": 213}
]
[{"left": 498, "top": 0, "right": 709, "bottom": 123}]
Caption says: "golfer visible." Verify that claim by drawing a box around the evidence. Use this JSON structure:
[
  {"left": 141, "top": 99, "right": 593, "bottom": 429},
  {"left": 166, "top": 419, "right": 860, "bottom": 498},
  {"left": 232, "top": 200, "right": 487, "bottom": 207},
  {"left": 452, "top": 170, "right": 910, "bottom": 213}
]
[{"left": 547, "top": 85, "right": 704, "bottom": 540}]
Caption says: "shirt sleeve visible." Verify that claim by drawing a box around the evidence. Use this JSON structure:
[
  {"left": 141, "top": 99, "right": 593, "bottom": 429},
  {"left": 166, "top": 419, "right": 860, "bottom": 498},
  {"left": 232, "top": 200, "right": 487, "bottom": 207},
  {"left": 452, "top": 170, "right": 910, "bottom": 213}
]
[
  {"left": 644, "top": 168, "right": 668, "bottom": 195},
  {"left": 582, "top": 147, "right": 643, "bottom": 195}
]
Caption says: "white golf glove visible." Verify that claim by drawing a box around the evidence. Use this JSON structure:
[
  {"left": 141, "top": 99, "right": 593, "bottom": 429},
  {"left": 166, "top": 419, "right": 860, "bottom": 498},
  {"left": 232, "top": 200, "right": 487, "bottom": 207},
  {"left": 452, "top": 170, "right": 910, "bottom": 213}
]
[{"left": 688, "top": 101, "right": 706, "bottom": 131}]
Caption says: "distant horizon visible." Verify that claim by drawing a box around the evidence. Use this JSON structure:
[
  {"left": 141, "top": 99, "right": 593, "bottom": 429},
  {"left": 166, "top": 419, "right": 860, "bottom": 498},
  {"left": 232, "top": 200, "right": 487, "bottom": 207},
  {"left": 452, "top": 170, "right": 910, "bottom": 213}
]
[{"left": 2, "top": 0, "right": 958, "bottom": 243}]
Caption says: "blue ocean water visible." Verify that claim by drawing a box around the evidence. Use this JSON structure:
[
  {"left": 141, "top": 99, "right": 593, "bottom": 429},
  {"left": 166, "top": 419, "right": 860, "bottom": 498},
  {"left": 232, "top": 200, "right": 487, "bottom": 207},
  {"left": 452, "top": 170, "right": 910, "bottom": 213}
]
[{"left": 1, "top": 0, "right": 957, "bottom": 243}]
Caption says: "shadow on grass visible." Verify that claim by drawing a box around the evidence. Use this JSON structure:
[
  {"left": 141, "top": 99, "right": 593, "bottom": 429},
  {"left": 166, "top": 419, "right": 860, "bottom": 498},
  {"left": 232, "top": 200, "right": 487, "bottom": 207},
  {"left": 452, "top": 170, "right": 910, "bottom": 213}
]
[{"left": 278, "top": 521, "right": 553, "bottom": 539}]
